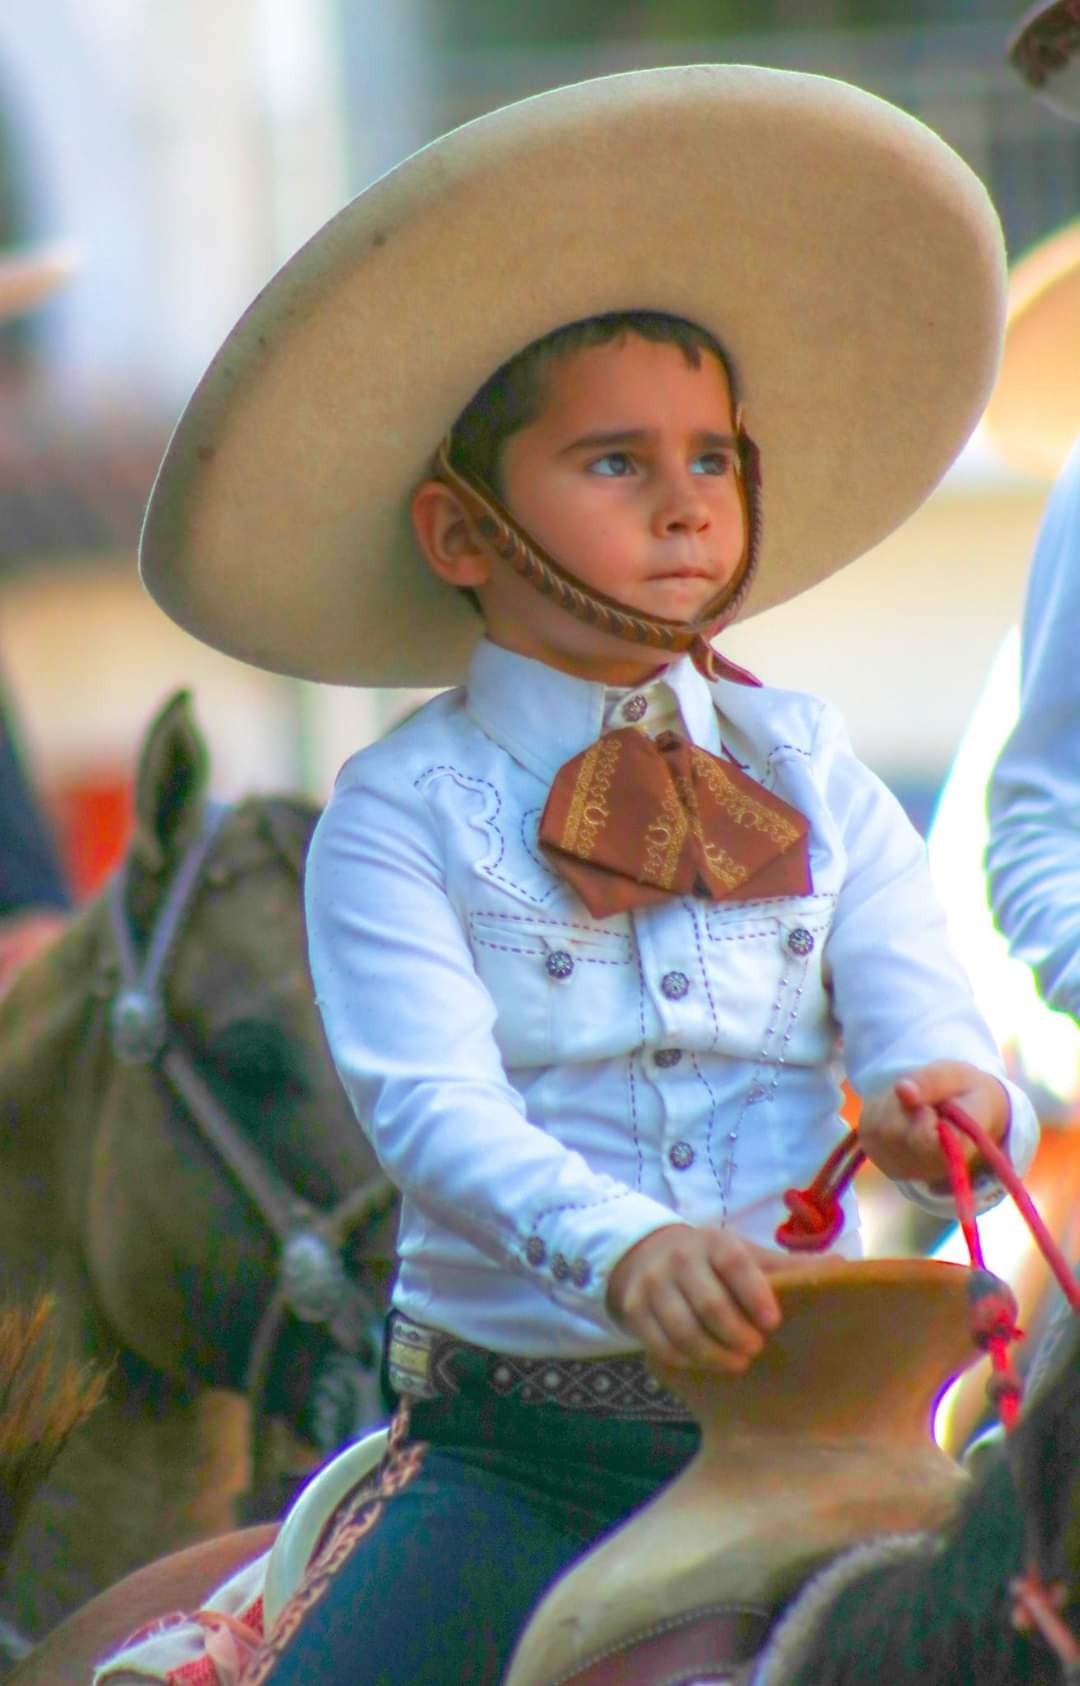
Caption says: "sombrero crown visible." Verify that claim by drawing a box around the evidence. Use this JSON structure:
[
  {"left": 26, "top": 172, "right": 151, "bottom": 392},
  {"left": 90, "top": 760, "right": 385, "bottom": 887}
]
[{"left": 140, "top": 64, "right": 1007, "bottom": 687}]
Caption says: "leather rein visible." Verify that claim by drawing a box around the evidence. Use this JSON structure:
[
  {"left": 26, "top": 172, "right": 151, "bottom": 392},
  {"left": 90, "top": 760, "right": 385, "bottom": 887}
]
[{"left": 103, "top": 802, "right": 396, "bottom": 1482}]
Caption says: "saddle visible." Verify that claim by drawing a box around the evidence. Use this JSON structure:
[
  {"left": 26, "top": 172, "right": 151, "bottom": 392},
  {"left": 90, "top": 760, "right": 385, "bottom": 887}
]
[{"left": 504, "top": 1257, "right": 979, "bottom": 1686}]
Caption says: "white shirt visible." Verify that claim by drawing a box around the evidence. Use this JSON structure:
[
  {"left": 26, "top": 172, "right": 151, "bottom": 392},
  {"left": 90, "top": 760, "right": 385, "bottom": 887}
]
[
  {"left": 988, "top": 439, "right": 1080, "bottom": 1019},
  {"left": 306, "top": 640, "right": 1037, "bottom": 1356}
]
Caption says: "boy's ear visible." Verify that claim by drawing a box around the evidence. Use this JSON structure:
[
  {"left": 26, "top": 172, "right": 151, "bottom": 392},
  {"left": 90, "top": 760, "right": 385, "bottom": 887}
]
[{"left": 411, "top": 480, "right": 492, "bottom": 589}]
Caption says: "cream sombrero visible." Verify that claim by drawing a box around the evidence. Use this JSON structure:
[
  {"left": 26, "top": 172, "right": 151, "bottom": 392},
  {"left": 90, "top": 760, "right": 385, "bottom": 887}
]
[
  {"left": 982, "top": 217, "right": 1080, "bottom": 480},
  {"left": 140, "top": 64, "right": 1006, "bottom": 688}
]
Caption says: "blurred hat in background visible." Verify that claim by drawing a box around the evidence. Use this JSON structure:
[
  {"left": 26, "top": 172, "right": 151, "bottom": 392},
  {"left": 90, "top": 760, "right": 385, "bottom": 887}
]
[
  {"left": 983, "top": 217, "right": 1080, "bottom": 479},
  {"left": 0, "top": 244, "right": 77, "bottom": 325},
  {"left": 1009, "top": 1, "right": 1080, "bottom": 122}
]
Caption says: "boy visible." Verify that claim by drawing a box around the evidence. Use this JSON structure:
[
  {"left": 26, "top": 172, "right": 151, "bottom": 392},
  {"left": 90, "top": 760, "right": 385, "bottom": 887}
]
[{"left": 138, "top": 65, "right": 1035, "bottom": 1684}]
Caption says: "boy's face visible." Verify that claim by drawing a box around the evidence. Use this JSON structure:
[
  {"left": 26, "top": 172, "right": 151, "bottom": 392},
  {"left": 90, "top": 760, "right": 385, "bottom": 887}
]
[{"left": 415, "top": 332, "right": 748, "bottom": 684}]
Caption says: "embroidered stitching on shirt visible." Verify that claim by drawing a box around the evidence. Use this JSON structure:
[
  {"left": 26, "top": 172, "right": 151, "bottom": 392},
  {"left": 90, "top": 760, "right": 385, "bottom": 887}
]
[
  {"left": 467, "top": 911, "right": 630, "bottom": 935},
  {"left": 762, "top": 741, "right": 813, "bottom": 790},
  {"left": 691, "top": 1050, "right": 724, "bottom": 1198},
  {"left": 520, "top": 805, "right": 560, "bottom": 887},
  {"left": 471, "top": 938, "right": 627, "bottom": 965},
  {"left": 627, "top": 1057, "right": 644, "bottom": 1190},
  {"left": 688, "top": 902, "right": 720, "bottom": 1043},
  {"left": 468, "top": 910, "right": 632, "bottom": 964},
  {"left": 530, "top": 1186, "right": 633, "bottom": 1230},
  {"left": 416, "top": 764, "right": 557, "bottom": 905}
]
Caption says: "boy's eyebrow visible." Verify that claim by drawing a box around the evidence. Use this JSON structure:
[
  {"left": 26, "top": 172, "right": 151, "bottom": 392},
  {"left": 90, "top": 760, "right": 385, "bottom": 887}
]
[{"left": 559, "top": 428, "right": 738, "bottom": 454}]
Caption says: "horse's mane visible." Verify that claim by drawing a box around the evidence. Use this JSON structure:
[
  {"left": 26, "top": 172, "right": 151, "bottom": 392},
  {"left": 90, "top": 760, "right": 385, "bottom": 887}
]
[
  {"left": 0, "top": 1297, "right": 106, "bottom": 1568},
  {"left": 0, "top": 900, "right": 106, "bottom": 1115},
  {"left": 248, "top": 795, "right": 319, "bottom": 879}
]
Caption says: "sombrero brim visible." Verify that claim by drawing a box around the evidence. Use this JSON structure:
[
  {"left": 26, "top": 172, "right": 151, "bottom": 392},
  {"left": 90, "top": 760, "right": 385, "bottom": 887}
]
[
  {"left": 982, "top": 219, "right": 1080, "bottom": 480},
  {"left": 0, "top": 246, "right": 77, "bottom": 324},
  {"left": 140, "top": 64, "right": 1006, "bottom": 687}
]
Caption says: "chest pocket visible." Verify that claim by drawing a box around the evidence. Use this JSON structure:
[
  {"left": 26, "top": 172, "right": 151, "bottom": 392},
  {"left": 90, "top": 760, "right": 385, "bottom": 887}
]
[
  {"left": 468, "top": 911, "right": 634, "bottom": 1068},
  {"left": 700, "top": 892, "right": 837, "bottom": 1063}
]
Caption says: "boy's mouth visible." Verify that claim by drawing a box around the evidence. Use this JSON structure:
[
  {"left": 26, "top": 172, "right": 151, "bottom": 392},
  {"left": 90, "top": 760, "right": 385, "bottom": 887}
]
[{"left": 650, "top": 565, "right": 720, "bottom": 582}]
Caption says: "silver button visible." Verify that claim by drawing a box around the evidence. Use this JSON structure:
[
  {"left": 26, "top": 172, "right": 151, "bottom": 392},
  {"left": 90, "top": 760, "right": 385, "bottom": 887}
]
[
  {"left": 654, "top": 1048, "right": 683, "bottom": 1069},
  {"left": 786, "top": 927, "right": 815, "bottom": 956},
  {"left": 546, "top": 950, "right": 575, "bottom": 979},
  {"left": 669, "top": 1141, "right": 695, "bottom": 1171},
  {"left": 551, "top": 1252, "right": 570, "bottom": 1281},
  {"left": 525, "top": 1236, "right": 547, "bottom": 1267},
  {"left": 621, "top": 693, "right": 648, "bottom": 722},
  {"left": 660, "top": 970, "right": 690, "bottom": 1001},
  {"left": 571, "top": 1258, "right": 592, "bottom": 1288}
]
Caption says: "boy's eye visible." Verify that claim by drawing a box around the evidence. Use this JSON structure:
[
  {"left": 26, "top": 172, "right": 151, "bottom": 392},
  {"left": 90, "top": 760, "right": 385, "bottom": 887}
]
[
  {"left": 692, "top": 451, "right": 733, "bottom": 476},
  {"left": 588, "top": 452, "right": 636, "bottom": 477}
]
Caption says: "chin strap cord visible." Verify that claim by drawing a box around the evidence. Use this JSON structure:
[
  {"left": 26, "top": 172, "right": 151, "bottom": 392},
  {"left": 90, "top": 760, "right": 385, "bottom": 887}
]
[{"left": 777, "top": 1100, "right": 1080, "bottom": 1674}]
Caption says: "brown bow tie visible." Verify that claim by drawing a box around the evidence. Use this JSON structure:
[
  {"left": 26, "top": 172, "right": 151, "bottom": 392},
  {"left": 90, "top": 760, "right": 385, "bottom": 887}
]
[{"left": 539, "top": 728, "right": 813, "bottom": 918}]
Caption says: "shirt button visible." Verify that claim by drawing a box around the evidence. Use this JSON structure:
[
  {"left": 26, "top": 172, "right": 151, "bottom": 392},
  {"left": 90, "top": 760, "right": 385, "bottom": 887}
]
[
  {"left": 525, "top": 1236, "right": 547, "bottom": 1267},
  {"left": 786, "top": 927, "right": 815, "bottom": 956},
  {"left": 551, "top": 1252, "right": 571, "bottom": 1281},
  {"left": 546, "top": 950, "right": 575, "bottom": 979},
  {"left": 654, "top": 1048, "right": 683, "bottom": 1068},
  {"left": 571, "top": 1258, "right": 592, "bottom": 1289},
  {"left": 621, "top": 693, "right": 648, "bottom": 723},
  {"left": 669, "top": 1141, "right": 695, "bottom": 1171},
  {"left": 660, "top": 970, "right": 690, "bottom": 1000}
]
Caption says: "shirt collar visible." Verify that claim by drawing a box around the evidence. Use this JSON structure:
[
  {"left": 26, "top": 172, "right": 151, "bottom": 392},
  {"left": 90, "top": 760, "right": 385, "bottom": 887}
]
[{"left": 464, "top": 638, "right": 722, "bottom": 782}]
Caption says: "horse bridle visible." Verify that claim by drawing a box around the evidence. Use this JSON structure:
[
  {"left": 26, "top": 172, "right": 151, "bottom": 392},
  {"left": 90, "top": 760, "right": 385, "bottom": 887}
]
[{"left": 103, "top": 801, "right": 396, "bottom": 1477}]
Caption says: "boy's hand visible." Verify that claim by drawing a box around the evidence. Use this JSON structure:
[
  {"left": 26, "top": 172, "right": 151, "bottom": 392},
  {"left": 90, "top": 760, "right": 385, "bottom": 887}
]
[
  {"left": 858, "top": 1061, "right": 1010, "bottom": 1188},
  {"left": 606, "top": 1224, "right": 784, "bottom": 1373}
]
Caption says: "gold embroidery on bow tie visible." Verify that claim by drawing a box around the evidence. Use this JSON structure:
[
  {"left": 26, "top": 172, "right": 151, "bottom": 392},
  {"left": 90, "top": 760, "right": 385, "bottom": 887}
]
[
  {"left": 561, "top": 734, "right": 623, "bottom": 859},
  {"left": 642, "top": 783, "right": 689, "bottom": 889},
  {"left": 691, "top": 751, "right": 803, "bottom": 845}
]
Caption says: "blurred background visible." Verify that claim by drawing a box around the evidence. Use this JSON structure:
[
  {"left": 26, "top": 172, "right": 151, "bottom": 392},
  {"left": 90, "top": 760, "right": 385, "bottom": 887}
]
[{"left": 0, "top": 0, "right": 1067, "bottom": 896}]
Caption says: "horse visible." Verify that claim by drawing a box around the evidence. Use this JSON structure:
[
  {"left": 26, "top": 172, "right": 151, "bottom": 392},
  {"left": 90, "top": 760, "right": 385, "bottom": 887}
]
[{"left": 0, "top": 690, "right": 398, "bottom": 1650}]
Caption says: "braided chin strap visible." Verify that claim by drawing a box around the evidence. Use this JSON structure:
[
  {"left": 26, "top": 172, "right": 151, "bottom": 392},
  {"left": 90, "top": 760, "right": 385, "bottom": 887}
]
[{"left": 434, "top": 424, "right": 762, "bottom": 681}]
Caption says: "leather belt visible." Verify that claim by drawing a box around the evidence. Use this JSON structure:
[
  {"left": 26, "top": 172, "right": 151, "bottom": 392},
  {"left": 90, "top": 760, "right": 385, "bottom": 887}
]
[{"left": 387, "top": 1313, "right": 694, "bottom": 1423}]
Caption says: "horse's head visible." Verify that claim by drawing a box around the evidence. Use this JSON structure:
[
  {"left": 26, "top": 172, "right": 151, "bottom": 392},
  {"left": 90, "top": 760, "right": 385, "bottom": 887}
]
[{"left": 19, "top": 692, "right": 395, "bottom": 1473}]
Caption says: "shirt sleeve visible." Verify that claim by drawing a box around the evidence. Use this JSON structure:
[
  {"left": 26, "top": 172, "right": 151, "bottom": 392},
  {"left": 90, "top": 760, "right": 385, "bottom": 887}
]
[
  {"left": 987, "top": 442, "right": 1080, "bottom": 1021},
  {"left": 815, "top": 701, "right": 1039, "bottom": 1215},
  {"left": 304, "top": 763, "right": 683, "bottom": 1330}
]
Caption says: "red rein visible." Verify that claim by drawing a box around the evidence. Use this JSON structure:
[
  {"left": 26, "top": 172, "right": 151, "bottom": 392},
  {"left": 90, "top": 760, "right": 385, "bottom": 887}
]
[{"left": 777, "top": 1101, "right": 1080, "bottom": 1670}]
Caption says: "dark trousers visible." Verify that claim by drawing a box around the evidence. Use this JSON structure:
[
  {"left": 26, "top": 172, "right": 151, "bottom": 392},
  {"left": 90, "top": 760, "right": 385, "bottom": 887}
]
[{"left": 245, "top": 1375, "right": 699, "bottom": 1685}]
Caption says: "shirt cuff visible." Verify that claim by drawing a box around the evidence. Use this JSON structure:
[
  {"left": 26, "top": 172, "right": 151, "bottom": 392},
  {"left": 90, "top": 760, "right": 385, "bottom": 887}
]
[
  {"left": 893, "top": 1076, "right": 1039, "bottom": 1218},
  {"left": 517, "top": 1189, "right": 685, "bottom": 1333}
]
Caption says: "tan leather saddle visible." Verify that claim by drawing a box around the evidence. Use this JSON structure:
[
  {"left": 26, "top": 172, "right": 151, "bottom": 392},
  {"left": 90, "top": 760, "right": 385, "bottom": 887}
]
[{"left": 505, "top": 1257, "right": 980, "bottom": 1686}]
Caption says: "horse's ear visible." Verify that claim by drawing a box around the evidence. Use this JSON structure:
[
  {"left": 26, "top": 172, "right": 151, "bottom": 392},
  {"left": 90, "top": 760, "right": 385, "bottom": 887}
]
[{"left": 129, "top": 690, "right": 210, "bottom": 877}]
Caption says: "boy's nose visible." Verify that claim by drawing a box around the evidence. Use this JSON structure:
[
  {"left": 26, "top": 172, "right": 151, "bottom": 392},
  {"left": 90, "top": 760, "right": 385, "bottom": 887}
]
[{"left": 652, "top": 484, "right": 711, "bottom": 536}]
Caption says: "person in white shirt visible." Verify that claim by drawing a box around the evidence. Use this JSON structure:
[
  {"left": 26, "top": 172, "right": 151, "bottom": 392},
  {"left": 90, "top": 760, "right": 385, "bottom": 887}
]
[
  {"left": 136, "top": 66, "right": 1036, "bottom": 1686},
  {"left": 983, "top": 213, "right": 1080, "bottom": 1026},
  {"left": 988, "top": 444, "right": 1080, "bottom": 1016},
  {"left": 988, "top": 12, "right": 1080, "bottom": 1008}
]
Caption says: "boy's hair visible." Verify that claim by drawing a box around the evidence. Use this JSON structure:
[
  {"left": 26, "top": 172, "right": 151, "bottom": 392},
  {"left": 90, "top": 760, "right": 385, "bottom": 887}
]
[{"left": 446, "top": 309, "right": 740, "bottom": 495}]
